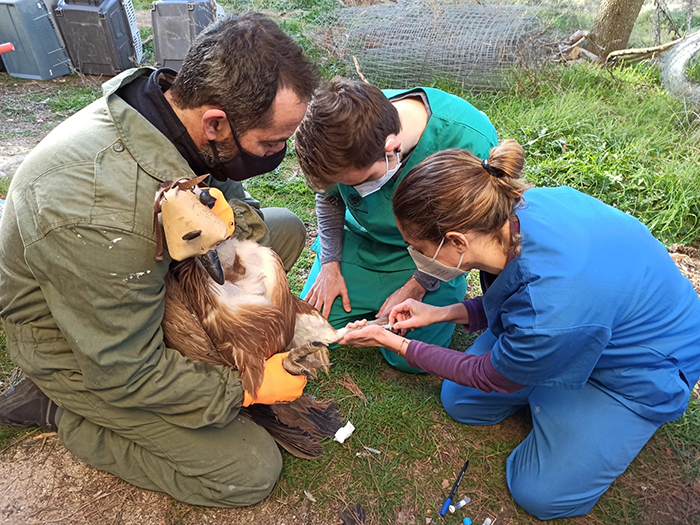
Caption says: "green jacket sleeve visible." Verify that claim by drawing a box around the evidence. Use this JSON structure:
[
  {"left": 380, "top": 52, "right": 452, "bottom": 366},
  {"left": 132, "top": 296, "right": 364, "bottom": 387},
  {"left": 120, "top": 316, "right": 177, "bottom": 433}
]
[{"left": 23, "top": 224, "right": 245, "bottom": 429}]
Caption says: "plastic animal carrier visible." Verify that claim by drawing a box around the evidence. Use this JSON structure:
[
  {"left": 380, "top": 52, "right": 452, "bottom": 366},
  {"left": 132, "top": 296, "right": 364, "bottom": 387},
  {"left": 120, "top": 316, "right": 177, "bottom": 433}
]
[
  {"left": 54, "top": 0, "right": 143, "bottom": 76},
  {"left": 151, "top": 0, "right": 219, "bottom": 71},
  {"left": 0, "top": 0, "right": 71, "bottom": 80}
]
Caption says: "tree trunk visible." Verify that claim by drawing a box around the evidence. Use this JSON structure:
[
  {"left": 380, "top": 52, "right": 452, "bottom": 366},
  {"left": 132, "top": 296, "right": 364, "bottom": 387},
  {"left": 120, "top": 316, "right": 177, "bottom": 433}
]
[{"left": 587, "top": 0, "right": 646, "bottom": 61}]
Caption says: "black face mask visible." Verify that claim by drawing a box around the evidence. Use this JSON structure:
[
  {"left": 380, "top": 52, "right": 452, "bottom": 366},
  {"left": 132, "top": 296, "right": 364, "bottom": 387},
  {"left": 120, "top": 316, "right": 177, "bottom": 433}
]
[{"left": 206, "top": 119, "right": 287, "bottom": 182}]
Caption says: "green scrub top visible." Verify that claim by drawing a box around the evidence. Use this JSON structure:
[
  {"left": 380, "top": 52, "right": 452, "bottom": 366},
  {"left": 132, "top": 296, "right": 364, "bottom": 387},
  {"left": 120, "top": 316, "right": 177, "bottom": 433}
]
[{"left": 334, "top": 87, "right": 498, "bottom": 271}]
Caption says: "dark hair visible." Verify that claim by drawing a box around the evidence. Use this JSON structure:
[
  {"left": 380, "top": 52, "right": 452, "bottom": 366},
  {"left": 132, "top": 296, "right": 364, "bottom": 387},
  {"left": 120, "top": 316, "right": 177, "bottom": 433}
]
[
  {"left": 295, "top": 78, "right": 401, "bottom": 192},
  {"left": 393, "top": 140, "right": 531, "bottom": 253},
  {"left": 170, "top": 13, "right": 319, "bottom": 135}
]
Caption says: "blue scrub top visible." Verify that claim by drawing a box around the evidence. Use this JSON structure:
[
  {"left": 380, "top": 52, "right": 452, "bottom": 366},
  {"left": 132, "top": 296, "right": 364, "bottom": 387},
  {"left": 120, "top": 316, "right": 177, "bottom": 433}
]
[{"left": 486, "top": 187, "right": 700, "bottom": 422}]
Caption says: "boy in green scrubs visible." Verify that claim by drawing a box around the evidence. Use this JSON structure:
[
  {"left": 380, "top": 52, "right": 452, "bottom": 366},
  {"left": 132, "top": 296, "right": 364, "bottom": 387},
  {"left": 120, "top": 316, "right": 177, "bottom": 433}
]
[{"left": 295, "top": 79, "right": 497, "bottom": 371}]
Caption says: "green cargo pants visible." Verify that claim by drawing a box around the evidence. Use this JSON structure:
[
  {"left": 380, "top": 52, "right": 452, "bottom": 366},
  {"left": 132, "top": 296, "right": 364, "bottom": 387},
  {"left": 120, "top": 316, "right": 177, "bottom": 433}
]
[
  {"left": 38, "top": 369, "right": 283, "bottom": 507},
  {"left": 260, "top": 206, "right": 307, "bottom": 272}
]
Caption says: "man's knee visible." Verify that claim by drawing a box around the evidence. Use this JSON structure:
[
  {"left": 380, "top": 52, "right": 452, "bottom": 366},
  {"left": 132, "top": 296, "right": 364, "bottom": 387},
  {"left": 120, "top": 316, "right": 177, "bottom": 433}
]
[
  {"left": 263, "top": 207, "right": 307, "bottom": 271},
  {"left": 216, "top": 431, "right": 283, "bottom": 507}
]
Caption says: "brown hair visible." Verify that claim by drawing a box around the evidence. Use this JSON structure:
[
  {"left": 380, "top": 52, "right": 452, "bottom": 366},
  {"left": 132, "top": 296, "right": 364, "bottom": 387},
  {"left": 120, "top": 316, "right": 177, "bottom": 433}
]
[
  {"left": 170, "top": 13, "right": 319, "bottom": 135},
  {"left": 295, "top": 78, "right": 401, "bottom": 192},
  {"left": 393, "top": 140, "right": 531, "bottom": 253}
]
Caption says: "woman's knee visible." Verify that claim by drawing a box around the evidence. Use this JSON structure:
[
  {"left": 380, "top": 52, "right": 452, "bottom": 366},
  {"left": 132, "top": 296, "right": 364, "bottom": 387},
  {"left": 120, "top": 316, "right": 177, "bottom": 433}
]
[
  {"left": 507, "top": 459, "right": 597, "bottom": 520},
  {"left": 440, "top": 380, "right": 516, "bottom": 425},
  {"left": 508, "top": 469, "right": 555, "bottom": 519}
]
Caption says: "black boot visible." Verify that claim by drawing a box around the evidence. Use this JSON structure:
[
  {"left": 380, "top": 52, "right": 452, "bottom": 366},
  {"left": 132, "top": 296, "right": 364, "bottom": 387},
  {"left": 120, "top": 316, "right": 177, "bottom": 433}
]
[{"left": 0, "top": 377, "right": 60, "bottom": 431}]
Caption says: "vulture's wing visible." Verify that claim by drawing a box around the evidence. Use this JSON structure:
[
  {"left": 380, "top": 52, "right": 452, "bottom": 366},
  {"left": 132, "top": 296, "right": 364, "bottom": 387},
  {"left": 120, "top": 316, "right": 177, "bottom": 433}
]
[
  {"left": 162, "top": 272, "right": 228, "bottom": 366},
  {"left": 241, "top": 404, "right": 323, "bottom": 459},
  {"left": 203, "top": 301, "right": 289, "bottom": 396}
]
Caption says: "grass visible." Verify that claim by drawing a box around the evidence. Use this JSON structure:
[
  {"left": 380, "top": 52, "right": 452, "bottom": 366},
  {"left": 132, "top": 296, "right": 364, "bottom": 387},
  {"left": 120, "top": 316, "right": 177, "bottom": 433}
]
[
  {"left": 472, "top": 63, "right": 700, "bottom": 246},
  {"left": 0, "top": 75, "right": 101, "bottom": 143},
  {"left": 688, "top": 55, "right": 700, "bottom": 84},
  {"left": 1, "top": 13, "right": 700, "bottom": 524}
]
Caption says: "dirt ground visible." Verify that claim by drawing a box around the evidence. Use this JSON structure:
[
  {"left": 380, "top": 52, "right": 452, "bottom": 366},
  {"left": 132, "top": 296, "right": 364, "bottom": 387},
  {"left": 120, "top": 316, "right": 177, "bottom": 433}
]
[
  {"left": 0, "top": 432, "right": 321, "bottom": 525},
  {"left": 2, "top": 52, "right": 700, "bottom": 524}
]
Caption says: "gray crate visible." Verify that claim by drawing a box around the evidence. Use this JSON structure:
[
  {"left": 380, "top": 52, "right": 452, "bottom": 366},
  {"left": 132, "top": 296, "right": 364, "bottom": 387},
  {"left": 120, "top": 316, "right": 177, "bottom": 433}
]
[
  {"left": 54, "top": 0, "right": 142, "bottom": 76},
  {"left": 151, "top": 0, "right": 217, "bottom": 71},
  {"left": 0, "top": 0, "right": 71, "bottom": 80}
]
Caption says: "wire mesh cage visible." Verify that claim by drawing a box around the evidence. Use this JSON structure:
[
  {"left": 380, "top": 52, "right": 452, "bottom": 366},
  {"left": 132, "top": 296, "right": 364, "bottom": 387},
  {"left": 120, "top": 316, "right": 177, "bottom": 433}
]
[{"left": 308, "top": 1, "right": 550, "bottom": 91}]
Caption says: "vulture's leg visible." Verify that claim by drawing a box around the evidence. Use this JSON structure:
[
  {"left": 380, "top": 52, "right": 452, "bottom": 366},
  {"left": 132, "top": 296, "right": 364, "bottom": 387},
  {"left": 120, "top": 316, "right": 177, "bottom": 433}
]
[
  {"left": 332, "top": 316, "right": 390, "bottom": 341},
  {"left": 283, "top": 341, "right": 330, "bottom": 378}
]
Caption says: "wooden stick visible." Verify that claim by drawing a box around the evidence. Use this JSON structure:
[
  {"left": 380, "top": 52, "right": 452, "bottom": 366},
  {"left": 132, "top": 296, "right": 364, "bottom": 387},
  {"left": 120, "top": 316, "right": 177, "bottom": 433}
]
[
  {"left": 606, "top": 37, "right": 684, "bottom": 64},
  {"left": 352, "top": 55, "right": 370, "bottom": 84}
]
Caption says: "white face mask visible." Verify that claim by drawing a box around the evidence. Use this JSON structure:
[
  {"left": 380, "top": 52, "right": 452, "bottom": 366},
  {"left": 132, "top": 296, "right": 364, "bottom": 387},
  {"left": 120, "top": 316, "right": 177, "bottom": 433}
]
[
  {"left": 407, "top": 238, "right": 467, "bottom": 282},
  {"left": 352, "top": 151, "right": 402, "bottom": 198}
]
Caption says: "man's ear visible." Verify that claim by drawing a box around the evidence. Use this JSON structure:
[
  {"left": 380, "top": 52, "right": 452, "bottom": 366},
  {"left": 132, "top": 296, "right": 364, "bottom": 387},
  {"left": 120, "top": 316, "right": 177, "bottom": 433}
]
[
  {"left": 385, "top": 136, "right": 402, "bottom": 154},
  {"left": 202, "top": 109, "right": 228, "bottom": 142},
  {"left": 446, "top": 232, "right": 469, "bottom": 253}
]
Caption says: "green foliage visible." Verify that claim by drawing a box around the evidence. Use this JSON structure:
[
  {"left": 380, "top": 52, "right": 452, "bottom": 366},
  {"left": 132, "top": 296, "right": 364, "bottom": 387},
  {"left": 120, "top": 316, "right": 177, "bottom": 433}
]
[
  {"left": 0, "top": 177, "right": 11, "bottom": 200},
  {"left": 139, "top": 26, "right": 156, "bottom": 66},
  {"left": 437, "top": 63, "right": 700, "bottom": 246},
  {"left": 687, "top": 54, "right": 700, "bottom": 83},
  {"left": 218, "top": 0, "right": 341, "bottom": 14},
  {"left": 630, "top": 9, "right": 700, "bottom": 48}
]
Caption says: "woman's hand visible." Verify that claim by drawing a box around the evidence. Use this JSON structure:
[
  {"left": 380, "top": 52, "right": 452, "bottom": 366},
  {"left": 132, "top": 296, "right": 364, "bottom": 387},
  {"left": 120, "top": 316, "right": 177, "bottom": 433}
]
[
  {"left": 389, "top": 299, "right": 446, "bottom": 333},
  {"left": 304, "top": 261, "right": 351, "bottom": 318},
  {"left": 338, "top": 320, "right": 407, "bottom": 356},
  {"left": 376, "top": 277, "right": 426, "bottom": 318}
]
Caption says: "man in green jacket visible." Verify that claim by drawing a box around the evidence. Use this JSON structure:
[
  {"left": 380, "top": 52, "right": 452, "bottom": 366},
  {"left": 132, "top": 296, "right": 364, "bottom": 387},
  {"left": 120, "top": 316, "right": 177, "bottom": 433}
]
[{"left": 0, "top": 14, "right": 318, "bottom": 506}]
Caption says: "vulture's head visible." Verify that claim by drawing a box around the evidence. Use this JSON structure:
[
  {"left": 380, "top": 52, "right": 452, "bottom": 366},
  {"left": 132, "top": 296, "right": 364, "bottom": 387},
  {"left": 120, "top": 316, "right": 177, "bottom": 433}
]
[{"left": 154, "top": 176, "right": 236, "bottom": 285}]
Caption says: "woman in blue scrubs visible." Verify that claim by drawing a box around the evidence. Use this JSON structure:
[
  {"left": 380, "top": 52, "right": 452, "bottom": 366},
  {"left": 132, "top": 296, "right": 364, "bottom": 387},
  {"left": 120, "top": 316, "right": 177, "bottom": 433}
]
[{"left": 340, "top": 140, "right": 700, "bottom": 520}]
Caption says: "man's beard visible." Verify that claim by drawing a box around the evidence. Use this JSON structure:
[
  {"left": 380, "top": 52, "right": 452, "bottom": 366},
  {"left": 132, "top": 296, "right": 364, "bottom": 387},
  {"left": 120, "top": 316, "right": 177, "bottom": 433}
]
[{"left": 200, "top": 137, "right": 239, "bottom": 163}]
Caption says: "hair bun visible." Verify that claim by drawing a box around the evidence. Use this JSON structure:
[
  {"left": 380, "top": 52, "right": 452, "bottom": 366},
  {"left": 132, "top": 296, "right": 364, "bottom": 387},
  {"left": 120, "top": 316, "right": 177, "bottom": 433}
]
[
  {"left": 487, "top": 140, "right": 524, "bottom": 180},
  {"left": 481, "top": 158, "right": 507, "bottom": 178}
]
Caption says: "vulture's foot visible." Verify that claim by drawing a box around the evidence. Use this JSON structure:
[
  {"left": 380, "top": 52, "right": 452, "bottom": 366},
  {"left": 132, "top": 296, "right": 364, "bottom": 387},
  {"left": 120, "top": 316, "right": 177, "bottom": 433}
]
[{"left": 284, "top": 341, "right": 331, "bottom": 378}]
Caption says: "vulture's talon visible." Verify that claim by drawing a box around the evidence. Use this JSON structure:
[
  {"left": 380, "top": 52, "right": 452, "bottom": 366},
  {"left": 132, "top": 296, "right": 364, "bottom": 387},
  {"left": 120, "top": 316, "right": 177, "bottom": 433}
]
[{"left": 284, "top": 342, "right": 331, "bottom": 379}]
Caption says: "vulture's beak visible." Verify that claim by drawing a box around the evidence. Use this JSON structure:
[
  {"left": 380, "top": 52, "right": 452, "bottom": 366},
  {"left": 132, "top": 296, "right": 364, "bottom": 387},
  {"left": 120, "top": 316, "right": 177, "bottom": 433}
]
[{"left": 199, "top": 248, "right": 225, "bottom": 285}]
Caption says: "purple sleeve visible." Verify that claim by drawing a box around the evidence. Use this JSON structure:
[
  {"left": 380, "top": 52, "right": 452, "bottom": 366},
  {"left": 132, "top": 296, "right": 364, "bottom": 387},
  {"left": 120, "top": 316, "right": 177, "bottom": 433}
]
[
  {"left": 405, "top": 340, "right": 525, "bottom": 394},
  {"left": 462, "top": 297, "right": 488, "bottom": 333}
]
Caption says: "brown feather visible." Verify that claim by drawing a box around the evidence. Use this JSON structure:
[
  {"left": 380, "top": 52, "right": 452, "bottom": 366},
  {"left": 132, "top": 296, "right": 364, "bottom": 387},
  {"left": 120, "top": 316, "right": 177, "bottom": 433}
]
[
  {"left": 203, "top": 304, "right": 287, "bottom": 395},
  {"left": 241, "top": 405, "right": 323, "bottom": 459},
  {"left": 270, "top": 394, "right": 342, "bottom": 440},
  {"left": 162, "top": 272, "right": 227, "bottom": 366}
]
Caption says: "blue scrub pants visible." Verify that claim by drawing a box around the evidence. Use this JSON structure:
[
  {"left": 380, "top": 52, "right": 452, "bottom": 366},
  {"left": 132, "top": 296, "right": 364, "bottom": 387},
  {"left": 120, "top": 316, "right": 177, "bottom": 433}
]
[
  {"left": 301, "top": 255, "right": 467, "bottom": 373},
  {"left": 441, "top": 330, "right": 662, "bottom": 520}
]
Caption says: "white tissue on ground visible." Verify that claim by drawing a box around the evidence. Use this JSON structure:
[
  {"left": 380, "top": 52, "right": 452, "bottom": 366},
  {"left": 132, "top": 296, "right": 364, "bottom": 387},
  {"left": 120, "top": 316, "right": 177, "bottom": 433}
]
[{"left": 334, "top": 421, "right": 355, "bottom": 443}]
